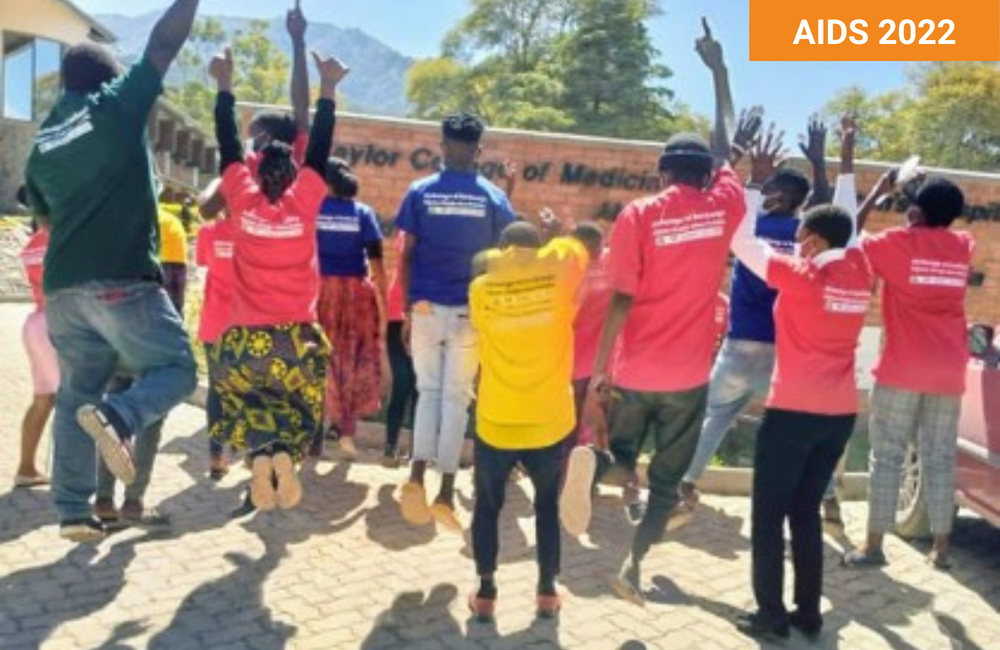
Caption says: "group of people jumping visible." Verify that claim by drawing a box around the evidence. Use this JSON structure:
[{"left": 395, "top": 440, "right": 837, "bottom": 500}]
[{"left": 14, "top": 0, "right": 975, "bottom": 641}]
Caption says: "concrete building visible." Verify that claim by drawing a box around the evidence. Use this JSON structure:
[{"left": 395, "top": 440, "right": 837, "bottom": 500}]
[{"left": 0, "top": 0, "right": 213, "bottom": 213}]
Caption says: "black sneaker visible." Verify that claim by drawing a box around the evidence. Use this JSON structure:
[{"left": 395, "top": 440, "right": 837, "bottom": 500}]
[
  {"left": 736, "top": 612, "right": 790, "bottom": 640},
  {"left": 60, "top": 517, "right": 106, "bottom": 543},
  {"left": 789, "top": 610, "right": 823, "bottom": 640},
  {"left": 77, "top": 405, "right": 136, "bottom": 485}
]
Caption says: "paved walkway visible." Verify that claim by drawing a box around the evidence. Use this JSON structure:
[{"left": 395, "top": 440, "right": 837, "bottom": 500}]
[{"left": 0, "top": 303, "right": 997, "bottom": 650}]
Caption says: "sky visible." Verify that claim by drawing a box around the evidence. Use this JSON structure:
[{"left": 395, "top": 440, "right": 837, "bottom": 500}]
[{"left": 72, "top": 1, "right": 912, "bottom": 136}]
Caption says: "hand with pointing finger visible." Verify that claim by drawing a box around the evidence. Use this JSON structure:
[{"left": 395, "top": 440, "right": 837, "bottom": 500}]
[{"left": 695, "top": 17, "right": 726, "bottom": 72}]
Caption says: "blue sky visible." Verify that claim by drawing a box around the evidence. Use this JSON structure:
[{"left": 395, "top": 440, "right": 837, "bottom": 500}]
[{"left": 74, "top": 0, "right": 912, "bottom": 135}]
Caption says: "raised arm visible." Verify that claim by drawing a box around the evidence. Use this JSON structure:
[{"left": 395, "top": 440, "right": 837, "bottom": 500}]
[
  {"left": 304, "top": 53, "right": 350, "bottom": 176},
  {"left": 732, "top": 134, "right": 785, "bottom": 279},
  {"left": 145, "top": 0, "right": 201, "bottom": 76},
  {"left": 287, "top": 1, "right": 310, "bottom": 135},
  {"left": 696, "top": 18, "right": 735, "bottom": 164},
  {"left": 729, "top": 106, "right": 764, "bottom": 169},
  {"left": 856, "top": 169, "right": 897, "bottom": 232},
  {"left": 800, "top": 115, "right": 830, "bottom": 207},
  {"left": 209, "top": 48, "right": 244, "bottom": 174}
]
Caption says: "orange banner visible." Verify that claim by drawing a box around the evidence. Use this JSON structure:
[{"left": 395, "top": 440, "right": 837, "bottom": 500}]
[{"left": 749, "top": 0, "right": 1000, "bottom": 61}]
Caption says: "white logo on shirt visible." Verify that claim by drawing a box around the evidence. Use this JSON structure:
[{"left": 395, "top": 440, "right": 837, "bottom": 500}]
[
  {"left": 317, "top": 214, "right": 361, "bottom": 233},
  {"left": 652, "top": 210, "right": 726, "bottom": 247},
  {"left": 823, "top": 287, "right": 870, "bottom": 314},
  {"left": 909, "top": 258, "right": 967, "bottom": 288},
  {"left": 214, "top": 241, "right": 234, "bottom": 258},
  {"left": 424, "top": 192, "right": 489, "bottom": 219},
  {"left": 36, "top": 108, "right": 94, "bottom": 153},
  {"left": 242, "top": 212, "right": 304, "bottom": 239}
]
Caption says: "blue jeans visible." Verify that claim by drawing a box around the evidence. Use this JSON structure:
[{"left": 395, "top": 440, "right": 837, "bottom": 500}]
[
  {"left": 685, "top": 339, "right": 775, "bottom": 484},
  {"left": 46, "top": 280, "right": 197, "bottom": 523},
  {"left": 410, "top": 304, "right": 478, "bottom": 474},
  {"left": 685, "top": 338, "right": 839, "bottom": 500},
  {"left": 96, "top": 375, "right": 165, "bottom": 503}
]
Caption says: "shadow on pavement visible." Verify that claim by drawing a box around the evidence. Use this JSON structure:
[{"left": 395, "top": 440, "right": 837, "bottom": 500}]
[
  {"left": 0, "top": 536, "right": 143, "bottom": 650},
  {"left": 359, "top": 582, "right": 568, "bottom": 649},
  {"left": 365, "top": 483, "right": 436, "bottom": 551},
  {"left": 0, "top": 483, "right": 54, "bottom": 545}
]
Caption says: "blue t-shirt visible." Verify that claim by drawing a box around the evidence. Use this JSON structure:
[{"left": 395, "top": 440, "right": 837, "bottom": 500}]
[
  {"left": 395, "top": 170, "right": 515, "bottom": 306},
  {"left": 727, "top": 213, "right": 800, "bottom": 343},
  {"left": 316, "top": 197, "right": 383, "bottom": 277}
]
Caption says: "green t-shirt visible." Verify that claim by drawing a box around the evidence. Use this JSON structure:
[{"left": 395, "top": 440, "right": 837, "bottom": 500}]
[{"left": 25, "top": 56, "right": 164, "bottom": 293}]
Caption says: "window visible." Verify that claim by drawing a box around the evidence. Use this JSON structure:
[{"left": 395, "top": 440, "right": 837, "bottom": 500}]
[{"left": 3, "top": 33, "right": 63, "bottom": 121}]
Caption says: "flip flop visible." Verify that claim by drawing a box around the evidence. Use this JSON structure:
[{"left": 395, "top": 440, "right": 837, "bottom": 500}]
[{"left": 14, "top": 474, "right": 49, "bottom": 488}]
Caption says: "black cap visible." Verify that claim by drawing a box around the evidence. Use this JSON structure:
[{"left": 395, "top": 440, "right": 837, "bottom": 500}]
[
  {"left": 661, "top": 132, "right": 712, "bottom": 160},
  {"left": 442, "top": 112, "right": 485, "bottom": 144}
]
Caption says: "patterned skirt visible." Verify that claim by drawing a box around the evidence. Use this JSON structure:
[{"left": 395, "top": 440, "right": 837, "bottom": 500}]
[
  {"left": 318, "top": 275, "right": 383, "bottom": 435},
  {"left": 209, "top": 322, "right": 330, "bottom": 461}
]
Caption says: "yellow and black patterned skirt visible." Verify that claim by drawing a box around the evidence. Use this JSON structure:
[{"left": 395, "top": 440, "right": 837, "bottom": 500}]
[{"left": 208, "top": 322, "right": 330, "bottom": 461}]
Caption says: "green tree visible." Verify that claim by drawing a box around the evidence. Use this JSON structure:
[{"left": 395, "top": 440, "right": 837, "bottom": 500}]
[
  {"left": 557, "top": 0, "right": 673, "bottom": 139},
  {"left": 167, "top": 18, "right": 290, "bottom": 130},
  {"left": 823, "top": 63, "right": 999, "bottom": 171}
]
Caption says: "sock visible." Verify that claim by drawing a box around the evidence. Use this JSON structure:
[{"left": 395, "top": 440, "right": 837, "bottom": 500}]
[
  {"left": 477, "top": 577, "right": 497, "bottom": 600},
  {"left": 537, "top": 576, "right": 557, "bottom": 597}
]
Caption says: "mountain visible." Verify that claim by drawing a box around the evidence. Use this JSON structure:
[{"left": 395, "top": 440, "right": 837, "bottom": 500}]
[{"left": 96, "top": 13, "right": 414, "bottom": 116}]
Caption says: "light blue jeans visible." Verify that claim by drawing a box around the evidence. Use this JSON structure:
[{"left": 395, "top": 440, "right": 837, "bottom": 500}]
[
  {"left": 685, "top": 338, "right": 839, "bottom": 500},
  {"left": 685, "top": 339, "right": 776, "bottom": 484},
  {"left": 45, "top": 280, "right": 197, "bottom": 523},
  {"left": 410, "top": 304, "right": 478, "bottom": 473}
]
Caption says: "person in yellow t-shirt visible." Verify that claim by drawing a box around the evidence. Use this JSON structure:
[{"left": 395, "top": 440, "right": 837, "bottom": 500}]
[
  {"left": 158, "top": 208, "right": 188, "bottom": 316},
  {"left": 467, "top": 221, "right": 587, "bottom": 622}
]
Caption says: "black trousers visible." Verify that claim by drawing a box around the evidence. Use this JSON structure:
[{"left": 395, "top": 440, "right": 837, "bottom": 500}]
[
  {"left": 595, "top": 385, "right": 708, "bottom": 562},
  {"left": 752, "top": 408, "right": 854, "bottom": 622},
  {"left": 385, "top": 321, "right": 418, "bottom": 449},
  {"left": 472, "top": 436, "right": 565, "bottom": 584}
]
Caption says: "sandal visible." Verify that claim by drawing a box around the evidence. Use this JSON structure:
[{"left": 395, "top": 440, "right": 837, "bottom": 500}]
[
  {"left": 926, "top": 550, "right": 953, "bottom": 571},
  {"left": 14, "top": 473, "right": 49, "bottom": 488},
  {"left": 842, "top": 548, "right": 888, "bottom": 568}
]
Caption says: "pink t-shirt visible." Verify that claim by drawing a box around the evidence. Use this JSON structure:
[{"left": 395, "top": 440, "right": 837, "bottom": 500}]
[
  {"left": 573, "top": 251, "right": 613, "bottom": 381},
  {"left": 387, "top": 232, "right": 405, "bottom": 322},
  {"left": 219, "top": 163, "right": 328, "bottom": 327},
  {"left": 767, "top": 248, "right": 873, "bottom": 415},
  {"left": 20, "top": 229, "right": 48, "bottom": 309},
  {"left": 195, "top": 218, "right": 236, "bottom": 343},
  {"left": 861, "top": 227, "right": 974, "bottom": 395},
  {"left": 607, "top": 166, "right": 745, "bottom": 391},
  {"left": 246, "top": 131, "right": 308, "bottom": 179}
]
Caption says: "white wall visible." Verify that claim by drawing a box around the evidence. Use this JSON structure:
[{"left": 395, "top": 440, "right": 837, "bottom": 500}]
[{"left": 0, "top": 0, "right": 103, "bottom": 47}]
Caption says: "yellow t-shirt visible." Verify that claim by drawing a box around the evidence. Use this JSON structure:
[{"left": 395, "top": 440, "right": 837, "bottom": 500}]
[
  {"left": 470, "top": 237, "right": 588, "bottom": 450},
  {"left": 158, "top": 210, "right": 188, "bottom": 264}
]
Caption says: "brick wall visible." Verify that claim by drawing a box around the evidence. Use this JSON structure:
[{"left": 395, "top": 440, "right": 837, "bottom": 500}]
[{"left": 264, "top": 107, "right": 1000, "bottom": 326}]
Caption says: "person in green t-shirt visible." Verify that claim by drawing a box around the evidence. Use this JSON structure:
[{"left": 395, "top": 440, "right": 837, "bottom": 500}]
[{"left": 23, "top": 0, "right": 202, "bottom": 544}]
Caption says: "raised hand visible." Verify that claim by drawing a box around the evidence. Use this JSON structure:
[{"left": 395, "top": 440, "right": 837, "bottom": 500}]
[
  {"left": 312, "top": 52, "right": 350, "bottom": 89},
  {"left": 695, "top": 17, "right": 726, "bottom": 72},
  {"left": 750, "top": 122, "right": 786, "bottom": 185},
  {"left": 798, "top": 115, "right": 827, "bottom": 166},
  {"left": 286, "top": 0, "right": 307, "bottom": 43},
  {"left": 208, "top": 47, "right": 234, "bottom": 91},
  {"left": 730, "top": 106, "right": 764, "bottom": 166},
  {"left": 838, "top": 112, "right": 857, "bottom": 173}
]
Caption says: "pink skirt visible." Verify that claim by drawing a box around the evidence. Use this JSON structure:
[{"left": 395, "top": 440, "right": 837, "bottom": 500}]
[{"left": 317, "top": 276, "right": 383, "bottom": 435}]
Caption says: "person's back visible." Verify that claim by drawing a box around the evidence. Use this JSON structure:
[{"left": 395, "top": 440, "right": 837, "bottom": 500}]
[
  {"left": 402, "top": 170, "right": 513, "bottom": 306},
  {"left": 608, "top": 165, "right": 744, "bottom": 391},
  {"left": 768, "top": 247, "right": 872, "bottom": 414},
  {"left": 863, "top": 225, "right": 973, "bottom": 395},
  {"left": 27, "top": 59, "right": 164, "bottom": 294},
  {"left": 472, "top": 237, "right": 588, "bottom": 448}
]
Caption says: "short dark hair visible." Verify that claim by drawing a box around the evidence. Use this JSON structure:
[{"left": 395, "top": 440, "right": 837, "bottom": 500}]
[
  {"left": 61, "top": 43, "right": 118, "bottom": 94},
  {"left": 499, "top": 222, "right": 541, "bottom": 249},
  {"left": 658, "top": 133, "right": 713, "bottom": 187},
  {"left": 326, "top": 157, "right": 359, "bottom": 199},
  {"left": 572, "top": 221, "right": 604, "bottom": 258},
  {"left": 442, "top": 112, "right": 485, "bottom": 144},
  {"left": 257, "top": 141, "right": 297, "bottom": 203},
  {"left": 802, "top": 204, "right": 854, "bottom": 249},
  {"left": 916, "top": 176, "right": 965, "bottom": 228},
  {"left": 251, "top": 112, "right": 298, "bottom": 147},
  {"left": 765, "top": 168, "right": 811, "bottom": 212}
]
